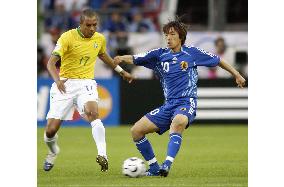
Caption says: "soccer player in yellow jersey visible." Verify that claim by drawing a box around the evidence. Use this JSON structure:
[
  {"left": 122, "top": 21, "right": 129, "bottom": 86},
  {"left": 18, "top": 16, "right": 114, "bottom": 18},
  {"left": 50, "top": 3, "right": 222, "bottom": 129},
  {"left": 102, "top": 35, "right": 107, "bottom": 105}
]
[{"left": 43, "top": 8, "right": 134, "bottom": 172}]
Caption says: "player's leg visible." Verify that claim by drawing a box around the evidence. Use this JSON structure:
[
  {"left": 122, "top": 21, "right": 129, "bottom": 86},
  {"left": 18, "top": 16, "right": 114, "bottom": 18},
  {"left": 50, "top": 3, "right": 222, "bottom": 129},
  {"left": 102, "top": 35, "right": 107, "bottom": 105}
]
[
  {"left": 43, "top": 82, "right": 74, "bottom": 171},
  {"left": 45, "top": 118, "right": 62, "bottom": 153},
  {"left": 160, "top": 114, "right": 188, "bottom": 177},
  {"left": 43, "top": 118, "right": 62, "bottom": 171},
  {"left": 83, "top": 100, "right": 108, "bottom": 172},
  {"left": 160, "top": 99, "right": 197, "bottom": 177},
  {"left": 77, "top": 81, "right": 108, "bottom": 172},
  {"left": 85, "top": 101, "right": 108, "bottom": 172},
  {"left": 131, "top": 116, "right": 160, "bottom": 176}
]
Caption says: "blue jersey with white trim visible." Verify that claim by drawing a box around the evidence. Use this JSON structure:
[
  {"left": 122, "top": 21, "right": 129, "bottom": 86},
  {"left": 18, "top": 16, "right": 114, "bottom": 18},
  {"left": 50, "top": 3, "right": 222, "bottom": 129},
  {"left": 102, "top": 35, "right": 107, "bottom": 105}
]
[{"left": 133, "top": 45, "right": 220, "bottom": 100}]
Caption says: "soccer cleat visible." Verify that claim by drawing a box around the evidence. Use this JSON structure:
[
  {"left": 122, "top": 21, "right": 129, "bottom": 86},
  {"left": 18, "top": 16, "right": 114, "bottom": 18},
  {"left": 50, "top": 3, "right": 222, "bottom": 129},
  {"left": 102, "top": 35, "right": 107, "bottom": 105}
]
[
  {"left": 43, "top": 161, "right": 54, "bottom": 171},
  {"left": 159, "top": 163, "right": 170, "bottom": 177},
  {"left": 96, "top": 155, "right": 108, "bottom": 172},
  {"left": 43, "top": 152, "right": 57, "bottom": 171},
  {"left": 143, "top": 168, "right": 160, "bottom": 176},
  {"left": 145, "top": 170, "right": 160, "bottom": 176}
]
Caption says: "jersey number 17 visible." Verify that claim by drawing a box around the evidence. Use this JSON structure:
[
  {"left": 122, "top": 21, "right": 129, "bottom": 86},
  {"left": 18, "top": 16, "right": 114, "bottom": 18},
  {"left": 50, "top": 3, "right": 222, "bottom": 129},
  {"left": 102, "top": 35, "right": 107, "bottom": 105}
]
[{"left": 80, "top": 56, "right": 90, "bottom": 66}]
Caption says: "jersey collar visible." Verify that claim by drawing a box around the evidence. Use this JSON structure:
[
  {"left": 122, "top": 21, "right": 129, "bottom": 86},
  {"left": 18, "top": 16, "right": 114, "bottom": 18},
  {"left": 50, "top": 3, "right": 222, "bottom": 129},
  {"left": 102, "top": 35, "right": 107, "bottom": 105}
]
[
  {"left": 76, "top": 27, "right": 96, "bottom": 39},
  {"left": 180, "top": 45, "right": 186, "bottom": 52},
  {"left": 170, "top": 46, "right": 184, "bottom": 54},
  {"left": 77, "top": 27, "right": 85, "bottom": 38}
]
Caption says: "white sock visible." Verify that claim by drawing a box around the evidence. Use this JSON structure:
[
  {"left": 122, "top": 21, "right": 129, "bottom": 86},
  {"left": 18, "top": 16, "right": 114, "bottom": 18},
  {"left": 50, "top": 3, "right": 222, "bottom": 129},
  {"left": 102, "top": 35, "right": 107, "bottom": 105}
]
[
  {"left": 91, "top": 119, "right": 107, "bottom": 158},
  {"left": 44, "top": 132, "right": 60, "bottom": 154},
  {"left": 166, "top": 156, "right": 174, "bottom": 163}
]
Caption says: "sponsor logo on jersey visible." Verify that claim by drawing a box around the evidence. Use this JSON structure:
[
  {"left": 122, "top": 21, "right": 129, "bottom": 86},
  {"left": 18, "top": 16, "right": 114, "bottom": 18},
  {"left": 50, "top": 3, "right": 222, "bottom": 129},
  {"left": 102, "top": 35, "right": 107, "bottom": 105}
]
[
  {"left": 172, "top": 57, "right": 178, "bottom": 64},
  {"left": 180, "top": 61, "right": 188, "bottom": 71}
]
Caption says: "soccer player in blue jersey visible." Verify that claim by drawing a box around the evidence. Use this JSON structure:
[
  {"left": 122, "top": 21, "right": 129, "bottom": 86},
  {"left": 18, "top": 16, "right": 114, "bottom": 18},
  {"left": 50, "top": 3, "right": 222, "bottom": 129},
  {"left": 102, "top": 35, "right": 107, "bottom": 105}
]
[{"left": 114, "top": 19, "right": 246, "bottom": 177}]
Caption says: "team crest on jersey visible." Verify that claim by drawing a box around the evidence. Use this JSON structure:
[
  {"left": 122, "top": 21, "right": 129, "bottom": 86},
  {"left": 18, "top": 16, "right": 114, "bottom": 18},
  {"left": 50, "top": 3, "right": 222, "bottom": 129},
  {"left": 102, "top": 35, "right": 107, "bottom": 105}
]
[
  {"left": 94, "top": 42, "right": 98, "bottom": 48},
  {"left": 180, "top": 107, "right": 187, "bottom": 111},
  {"left": 180, "top": 61, "right": 188, "bottom": 71}
]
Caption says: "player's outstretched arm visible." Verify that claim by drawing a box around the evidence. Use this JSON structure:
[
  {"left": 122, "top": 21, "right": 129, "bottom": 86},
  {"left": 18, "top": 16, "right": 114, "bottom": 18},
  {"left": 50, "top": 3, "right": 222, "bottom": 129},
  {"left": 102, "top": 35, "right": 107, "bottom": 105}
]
[
  {"left": 46, "top": 55, "right": 68, "bottom": 93},
  {"left": 99, "top": 53, "right": 134, "bottom": 83},
  {"left": 218, "top": 59, "right": 246, "bottom": 88},
  {"left": 114, "top": 55, "right": 134, "bottom": 65}
]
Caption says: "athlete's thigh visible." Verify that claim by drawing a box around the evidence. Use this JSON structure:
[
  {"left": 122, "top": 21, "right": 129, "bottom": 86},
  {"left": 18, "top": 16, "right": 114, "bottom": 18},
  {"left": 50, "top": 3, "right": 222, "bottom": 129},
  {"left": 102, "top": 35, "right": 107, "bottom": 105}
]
[
  {"left": 46, "top": 82, "right": 75, "bottom": 120},
  {"left": 145, "top": 104, "right": 173, "bottom": 135},
  {"left": 172, "top": 98, "right": 197, "bottom": 129},
  {"left": 76, "top": 79, "right": 99, "bottom": 115},
  {"left": 76, "top": 80, "right": 99, "bottom": 115},
  {"left": 133, "top": 116, "right": 160, "bottom": 134}
]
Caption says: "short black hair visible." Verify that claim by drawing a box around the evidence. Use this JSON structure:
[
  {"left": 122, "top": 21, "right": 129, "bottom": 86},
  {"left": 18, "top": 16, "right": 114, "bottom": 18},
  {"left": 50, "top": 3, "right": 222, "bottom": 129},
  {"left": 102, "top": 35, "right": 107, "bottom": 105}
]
[
  {"left": 80, "top": 8, "right": 98, "bottom": 24},
  {"left": 162, "top": 17, "right": 189, "bottom": 45},
  {"left": 214, "top": 37, "right": 225, "bottom": 46}
]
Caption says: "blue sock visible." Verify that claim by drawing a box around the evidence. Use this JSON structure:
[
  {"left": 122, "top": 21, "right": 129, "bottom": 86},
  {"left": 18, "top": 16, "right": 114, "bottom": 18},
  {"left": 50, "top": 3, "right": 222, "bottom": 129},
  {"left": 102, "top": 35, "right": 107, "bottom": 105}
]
[
  {"left": 135, "top": 136, "right": 159, "bottom": 173},
  {"left": 164, "top": 133, "right": 182, "bottom": 168}
]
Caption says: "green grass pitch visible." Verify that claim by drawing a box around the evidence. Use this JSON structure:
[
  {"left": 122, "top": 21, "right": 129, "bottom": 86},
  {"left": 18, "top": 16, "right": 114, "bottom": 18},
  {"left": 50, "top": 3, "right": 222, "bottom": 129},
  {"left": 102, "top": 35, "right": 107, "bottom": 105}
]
[{"left": 37, "top": 125, "right": 247, "bottom": 187}]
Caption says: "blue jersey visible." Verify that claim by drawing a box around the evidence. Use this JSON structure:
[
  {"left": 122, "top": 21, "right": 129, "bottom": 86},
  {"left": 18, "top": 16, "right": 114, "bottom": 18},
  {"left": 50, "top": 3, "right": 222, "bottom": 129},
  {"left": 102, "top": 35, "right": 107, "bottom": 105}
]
[{"left": 133, "top": 45, "right": 220, "bottom": 100}]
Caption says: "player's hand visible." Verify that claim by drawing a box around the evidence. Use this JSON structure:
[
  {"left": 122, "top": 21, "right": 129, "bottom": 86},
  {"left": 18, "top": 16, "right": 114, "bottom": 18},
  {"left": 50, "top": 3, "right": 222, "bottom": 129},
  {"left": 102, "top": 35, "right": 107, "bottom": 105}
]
[
  {"left": 235, "top": 74, "right": 246, "bottom": 88},
  {"left": 114, "top": 56, "right": 123, "bottom": 65},
  {"left": 55, "top": 79, "right": 68, "bottom": 94},
  {"left": 120, "top": 71, "right": 134, "bottom": 83}
]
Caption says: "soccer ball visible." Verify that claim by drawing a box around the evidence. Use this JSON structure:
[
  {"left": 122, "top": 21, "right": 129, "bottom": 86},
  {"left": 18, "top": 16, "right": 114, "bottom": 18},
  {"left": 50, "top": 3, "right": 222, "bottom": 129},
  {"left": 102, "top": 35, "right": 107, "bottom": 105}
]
[{"left": 122, "top": 157, "right": 146, "bottom": 178}]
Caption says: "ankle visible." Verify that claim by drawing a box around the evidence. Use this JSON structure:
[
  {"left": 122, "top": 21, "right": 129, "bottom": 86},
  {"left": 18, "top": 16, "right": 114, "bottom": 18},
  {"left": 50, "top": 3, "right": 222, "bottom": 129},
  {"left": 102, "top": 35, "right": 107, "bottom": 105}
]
[{"left": 163, "top": 160, "right": 172, "bottom": 168}]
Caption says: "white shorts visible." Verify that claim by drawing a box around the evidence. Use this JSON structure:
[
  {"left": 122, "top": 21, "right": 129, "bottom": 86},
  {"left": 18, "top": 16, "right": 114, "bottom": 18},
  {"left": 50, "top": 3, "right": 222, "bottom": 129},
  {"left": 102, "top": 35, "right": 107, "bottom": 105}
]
[{"left": 46, "top": 78, "right": 99, "bottom": 120}]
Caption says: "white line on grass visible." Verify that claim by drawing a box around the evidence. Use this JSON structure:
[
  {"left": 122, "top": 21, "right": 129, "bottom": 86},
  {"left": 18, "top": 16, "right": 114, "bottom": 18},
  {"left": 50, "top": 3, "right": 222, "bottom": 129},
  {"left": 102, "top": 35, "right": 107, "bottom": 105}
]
[{"left": 38, "top": 184, "right": 247, "bottom": 187}]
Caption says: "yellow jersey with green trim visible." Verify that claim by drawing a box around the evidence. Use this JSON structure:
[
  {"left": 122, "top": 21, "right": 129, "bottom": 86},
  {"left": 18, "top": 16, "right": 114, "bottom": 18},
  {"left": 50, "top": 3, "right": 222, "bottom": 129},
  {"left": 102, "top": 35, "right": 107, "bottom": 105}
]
[{"left": 52, "top": 28, "right": 107, "bottom": 79}]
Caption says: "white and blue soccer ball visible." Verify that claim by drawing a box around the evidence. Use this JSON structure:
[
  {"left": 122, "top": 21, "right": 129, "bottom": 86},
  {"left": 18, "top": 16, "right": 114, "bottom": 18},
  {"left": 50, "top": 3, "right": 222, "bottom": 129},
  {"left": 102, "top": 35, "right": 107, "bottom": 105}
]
[{"left": 122, "top": 157, "right": 146, "bottom": 178}]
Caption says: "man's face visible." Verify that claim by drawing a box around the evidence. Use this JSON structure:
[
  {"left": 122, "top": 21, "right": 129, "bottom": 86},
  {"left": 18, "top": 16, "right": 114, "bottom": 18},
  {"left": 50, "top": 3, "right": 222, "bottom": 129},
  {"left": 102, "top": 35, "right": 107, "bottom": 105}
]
[
  {"left": 80, "top": 16, "right": 97, "bottom": 38},
  {"left": 165, "top": 27, "right": 181, "bottom": 50}
]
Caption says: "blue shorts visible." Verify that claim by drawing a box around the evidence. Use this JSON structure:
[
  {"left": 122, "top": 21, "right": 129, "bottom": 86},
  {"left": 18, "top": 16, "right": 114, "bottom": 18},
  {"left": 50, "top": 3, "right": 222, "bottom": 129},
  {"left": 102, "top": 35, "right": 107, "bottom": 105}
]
[{"left": 145, "top": 98, "right": 197, "bottom": 135}]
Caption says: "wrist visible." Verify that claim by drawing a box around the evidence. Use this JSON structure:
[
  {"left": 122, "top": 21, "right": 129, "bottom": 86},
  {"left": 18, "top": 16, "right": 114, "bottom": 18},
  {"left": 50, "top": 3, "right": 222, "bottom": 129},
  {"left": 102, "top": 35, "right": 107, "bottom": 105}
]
[
  {"left": 55, "top": 78, "right": 60, "bottom": 83},
  {"left": 114, "top": 65, "right": 124, "bottom": 73},
  {"left": 234, "top": 71, "right": 241, "bottom": 77}
]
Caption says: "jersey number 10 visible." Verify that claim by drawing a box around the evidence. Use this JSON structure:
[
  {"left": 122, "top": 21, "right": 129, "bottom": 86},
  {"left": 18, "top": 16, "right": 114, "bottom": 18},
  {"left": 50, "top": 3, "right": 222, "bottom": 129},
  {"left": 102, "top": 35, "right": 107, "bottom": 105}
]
[{"left": 161, "top": 62, "right": 170, "bottom": 72}]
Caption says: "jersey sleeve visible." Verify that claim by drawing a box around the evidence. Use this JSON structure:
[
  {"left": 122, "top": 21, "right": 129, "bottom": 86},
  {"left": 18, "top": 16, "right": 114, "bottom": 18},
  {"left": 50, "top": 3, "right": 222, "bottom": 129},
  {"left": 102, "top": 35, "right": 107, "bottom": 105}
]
[
  {"left": 191, "top": 47, "right": 220, "bottom": 67},
  {"left": 99, "top": 35, "right": 107, "bottom": 55},
  {"left": 52, "top": 32, "right": 69, "bottom": 57},
  {"left": 133, "top": 48, "right": 161, "bottom": 69}
]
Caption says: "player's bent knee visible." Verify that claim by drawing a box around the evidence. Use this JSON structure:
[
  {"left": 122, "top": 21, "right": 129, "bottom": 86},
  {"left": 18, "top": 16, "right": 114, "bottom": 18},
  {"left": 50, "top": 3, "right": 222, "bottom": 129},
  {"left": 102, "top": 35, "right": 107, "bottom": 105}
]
[
  {"left": 170, "top": 124, "right": 184, "bottom": 133},
  {"left": 85, "top": 111, "right": 99, "bottom": 122},
  {"left": 131, "top": 123, "right": 145, "bottom": 140},
  {"left": 130, "top": 125, "right": 139, "bottom": 137},
  {"left": 45, "top": 127, "right": 57, "bottom": 138},
  {"left": 171, "top": 115, "right": 188, "bottom": 133}
]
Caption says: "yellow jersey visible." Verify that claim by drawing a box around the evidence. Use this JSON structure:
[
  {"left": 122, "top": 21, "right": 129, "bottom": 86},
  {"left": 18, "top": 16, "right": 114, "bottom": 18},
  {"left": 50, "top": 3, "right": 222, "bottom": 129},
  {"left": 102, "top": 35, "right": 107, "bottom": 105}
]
[{"left": 52, "top": 28, "right": 107, "bottom": 79}]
